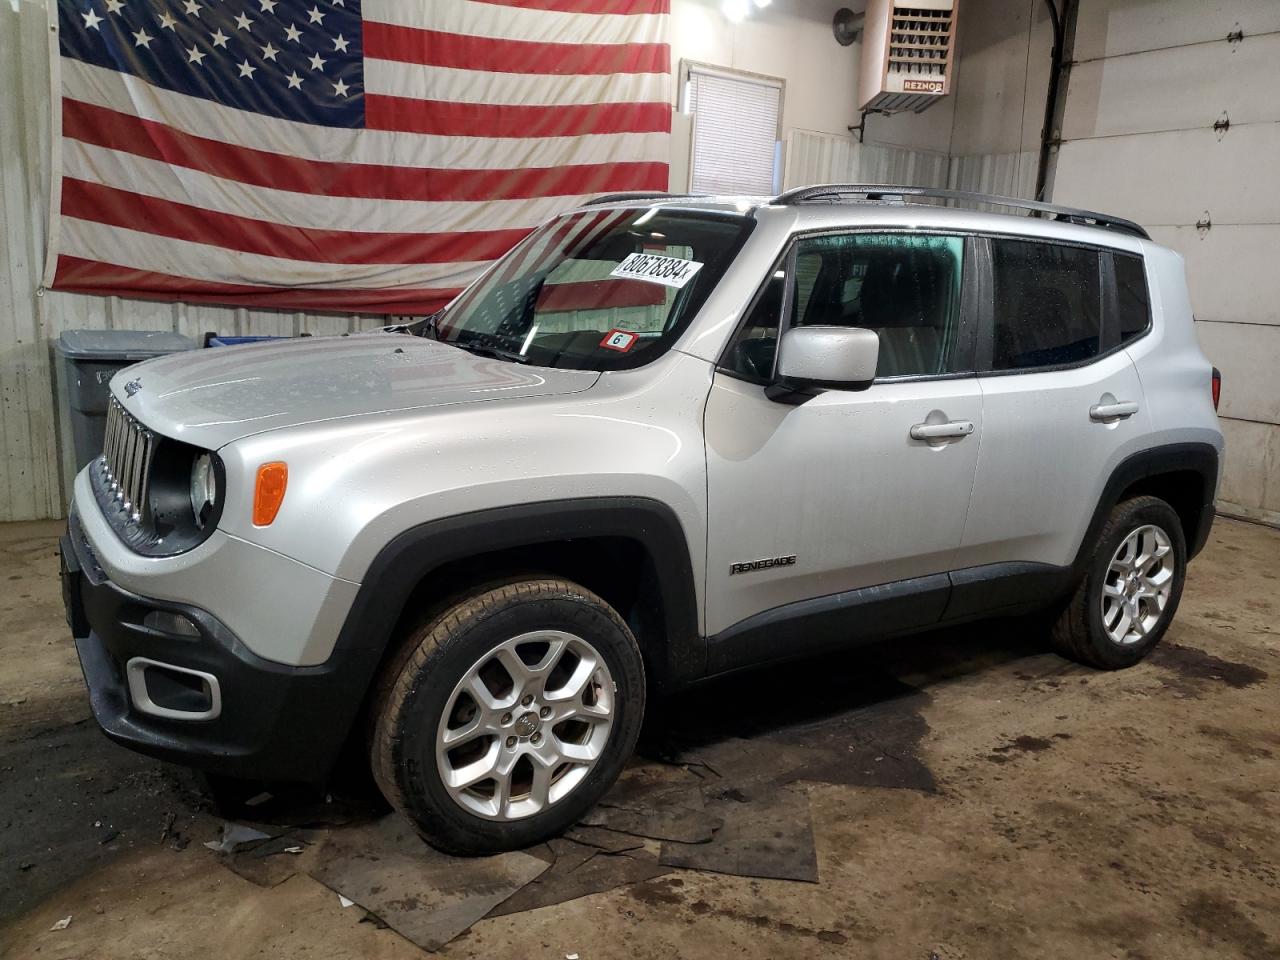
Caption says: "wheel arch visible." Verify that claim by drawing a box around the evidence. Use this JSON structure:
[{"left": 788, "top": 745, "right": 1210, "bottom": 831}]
[
  {"left": 1075, "top": 441, "right": 1220, "bottom": 571},
  {"left": 332, "top": 497, "right": 703, "bottom": 699}
]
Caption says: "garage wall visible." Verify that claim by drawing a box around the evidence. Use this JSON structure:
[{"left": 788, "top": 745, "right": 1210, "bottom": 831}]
[
  {"left": 945, "top": 0, "right": 1050, "bottom": 199},
  {"left": 667, "top": 0, "right": 954, "bottom": 193},
  {"left": 669, "top": 0, "right": 857, "bottom": 143},
  {"left": 1052, "top": 0, "right": 1280, "bottom": 525},
  {"left": 856, "top": 0, "right": 1049, "bottom": 198}
]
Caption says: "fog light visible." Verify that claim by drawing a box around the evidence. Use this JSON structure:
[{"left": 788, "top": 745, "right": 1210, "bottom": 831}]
[{"left": 143, "top": 610, "right": 201, "bottom": 638}]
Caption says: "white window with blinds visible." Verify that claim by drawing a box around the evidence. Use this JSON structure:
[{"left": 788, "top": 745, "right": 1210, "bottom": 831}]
[{"left": 682, "top": 65, "right": 784, "bottom": 196}]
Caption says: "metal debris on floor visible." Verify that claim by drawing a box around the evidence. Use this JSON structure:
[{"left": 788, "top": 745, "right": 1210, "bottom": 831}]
[
  {"left": 199, "top": 820, "right": 315, "bottom": 888},
  {"left": 308, "top": 815, "right": 548, "bottom": 952},
  {"left": 202, "top": 822, "right": 275, "bottom": 854}
]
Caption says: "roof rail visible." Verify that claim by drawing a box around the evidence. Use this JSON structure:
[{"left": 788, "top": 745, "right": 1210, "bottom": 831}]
[
  {"left": 772, "top": 184, "right": 1149, "bottom": 239},
  {"left": 581, "top": 191, "right": 695, "bottom": 207}
]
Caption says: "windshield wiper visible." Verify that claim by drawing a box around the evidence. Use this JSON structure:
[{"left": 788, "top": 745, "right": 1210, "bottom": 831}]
[
  {"left": 384, "top": 308, "right": 445, "bottom": 339},
  {"left": 451, "top": 340, "right": 531, "bottom": 364}
]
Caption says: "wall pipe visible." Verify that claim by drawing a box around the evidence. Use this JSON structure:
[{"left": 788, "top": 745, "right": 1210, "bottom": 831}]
[{"left": 1035, "top": 0, "right": 1074, "bottom": 201}]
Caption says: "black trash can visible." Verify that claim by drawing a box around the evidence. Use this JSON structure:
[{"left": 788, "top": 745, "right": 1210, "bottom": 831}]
[{"left": 56, "top": 329, "right": 196, "bottom": 472}]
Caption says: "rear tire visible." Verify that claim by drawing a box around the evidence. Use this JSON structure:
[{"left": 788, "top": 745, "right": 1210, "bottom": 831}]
[
  {"left": 369, "top": 578, "right": 645, "bottom": 855},
  {"left": 1050, "top": 495, "right": 1186, "bottom": 669}
]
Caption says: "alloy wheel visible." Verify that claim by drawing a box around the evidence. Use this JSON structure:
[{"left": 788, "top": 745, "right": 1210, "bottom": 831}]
[
  {"left": 1100, "top": 523, "right": 1174, "bottom": 645},
  {"left": 435, "top": 630, "right": 614, "bottom": 820}
]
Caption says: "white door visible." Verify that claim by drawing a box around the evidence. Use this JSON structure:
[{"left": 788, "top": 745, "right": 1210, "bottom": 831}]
[
  {"left": 958, "top": 237, "right": 1150, "bottom": 570},
  {"left": 703, "top": 231, "right": 983, "bottom": 643}
]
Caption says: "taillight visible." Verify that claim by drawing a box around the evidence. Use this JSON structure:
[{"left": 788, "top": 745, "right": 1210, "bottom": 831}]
[{"left": 1211, "top": 367, "right": 1222, "bottom": 411}]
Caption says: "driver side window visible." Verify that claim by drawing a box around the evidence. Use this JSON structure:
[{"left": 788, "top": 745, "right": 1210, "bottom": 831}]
[{"left": 722, "top": 232, "right": 970, "bottom": 382}]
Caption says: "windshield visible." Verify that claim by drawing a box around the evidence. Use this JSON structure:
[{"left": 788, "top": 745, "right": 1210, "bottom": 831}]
[{"left": 430, "top": 207, "right": 755, "bottom": 370}]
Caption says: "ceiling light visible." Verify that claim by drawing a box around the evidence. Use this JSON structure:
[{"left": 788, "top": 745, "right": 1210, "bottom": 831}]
[{"left": 721, "top": 0, "right": 749, "bottom": 22}]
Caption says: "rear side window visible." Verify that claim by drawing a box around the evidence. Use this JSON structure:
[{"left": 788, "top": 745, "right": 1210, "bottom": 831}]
[
  {"left": 1114, "top": 253, "right": 1151, "bottom": 344},
  {"left": 990, "top": 239, "right": 1102, "bottom": 370}
]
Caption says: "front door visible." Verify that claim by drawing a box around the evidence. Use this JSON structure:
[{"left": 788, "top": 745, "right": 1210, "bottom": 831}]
[{"left": 702, "top": 231, "right": 983, "bottom": 666}]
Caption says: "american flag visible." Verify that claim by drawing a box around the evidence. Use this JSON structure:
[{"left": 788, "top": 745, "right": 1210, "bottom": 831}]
[{"left": 50, "top": 0, "right": 671, "bottom": 313}]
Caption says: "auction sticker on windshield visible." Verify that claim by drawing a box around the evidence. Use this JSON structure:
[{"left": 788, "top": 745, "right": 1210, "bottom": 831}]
[
  {"left": 609, "top": 252, "right": 703, "bottom": 289},
  {"left": 600, "top": 329, "right": 640, "bottom": 352}
]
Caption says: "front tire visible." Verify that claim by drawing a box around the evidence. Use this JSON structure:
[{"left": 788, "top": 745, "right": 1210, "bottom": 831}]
[
  {"left": 1050, "top": 495, "right": 1187, "bottom": 669},
  {"left": 370, "top": 578, "right": 645, "bottom": 855}
]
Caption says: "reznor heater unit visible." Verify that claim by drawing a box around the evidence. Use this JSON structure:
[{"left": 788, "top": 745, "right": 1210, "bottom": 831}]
[{"left": 859, "top": 0, "right": 958, "bottom": 114}]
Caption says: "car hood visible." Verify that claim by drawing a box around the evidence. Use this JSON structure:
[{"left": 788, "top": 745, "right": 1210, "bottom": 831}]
[{"left": 110, "top": 334, "right": 600, "bottom": 449}]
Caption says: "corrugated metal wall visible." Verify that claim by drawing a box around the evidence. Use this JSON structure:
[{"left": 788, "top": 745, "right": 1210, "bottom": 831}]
[
  {"left": 860, "top": 142, "right": 950, "bottom": 189},
  {"left": 783, "top": 130, "right": 859, "bottom": 189},
  {"left": 2, "top": 0, "right": 60, "bottom": 522},
  {"left": 1, "top": 0, "right": 390, "bottom": 521},
  {"left": 948, "top": 151, "right": 1037, "bottom": 202},
  {"left": 784, "top": 128, "right": 950, "bottom": 191}
]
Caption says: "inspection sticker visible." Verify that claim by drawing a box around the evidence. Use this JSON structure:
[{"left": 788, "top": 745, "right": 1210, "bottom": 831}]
[
  {"left": 609, "top": 252, "right": 704, "bottom": 289},
  {"left": 600, "top": 329, "right": 640, "bottom": 352}
]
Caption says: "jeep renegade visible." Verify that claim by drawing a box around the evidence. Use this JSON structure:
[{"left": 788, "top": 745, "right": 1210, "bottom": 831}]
[{"left": 61, "top": 185, "right": 1224, "bottom": 854}]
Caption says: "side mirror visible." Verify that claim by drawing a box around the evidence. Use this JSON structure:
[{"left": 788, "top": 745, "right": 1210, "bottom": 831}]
[{"left": 767, "top": 325, "right": 879, "bottom": 403}]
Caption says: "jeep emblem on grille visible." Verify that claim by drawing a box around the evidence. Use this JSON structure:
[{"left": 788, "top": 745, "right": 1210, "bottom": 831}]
[{"left": 124, "top": 378, "right": 143, "bottom": 398}]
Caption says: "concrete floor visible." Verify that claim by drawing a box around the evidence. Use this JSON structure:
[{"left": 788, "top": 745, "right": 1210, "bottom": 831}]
[{"left": 1, "top": 516, "right": 1278, "bottom": 959}]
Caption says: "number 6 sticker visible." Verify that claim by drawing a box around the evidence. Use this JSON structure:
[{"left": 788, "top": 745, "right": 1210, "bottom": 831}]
[{"left": 600, "top": 329, "right": 639, "bottom": 352}]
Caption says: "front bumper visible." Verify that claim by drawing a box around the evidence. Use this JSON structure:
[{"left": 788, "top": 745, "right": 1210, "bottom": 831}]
[{"left": 61, "top": 509, "right": 374, "bottom": 782}]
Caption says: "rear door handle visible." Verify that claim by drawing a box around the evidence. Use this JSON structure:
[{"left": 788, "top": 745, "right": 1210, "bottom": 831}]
[
  {"left": 1089, "top": 400, "right": 1139, "bottom": 422},
  {"left": 910, "top": 420, "right": 975, "bottom": 441}
]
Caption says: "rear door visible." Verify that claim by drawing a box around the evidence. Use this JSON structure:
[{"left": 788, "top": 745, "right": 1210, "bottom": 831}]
[{"left": 957, "top": 237, "right": 1151, "bottom": 581}]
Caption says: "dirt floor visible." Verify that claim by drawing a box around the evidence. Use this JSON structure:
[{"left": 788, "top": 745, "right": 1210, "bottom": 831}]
[{"left": 1, "top": 516, "right": 1278, "bottom": 959}]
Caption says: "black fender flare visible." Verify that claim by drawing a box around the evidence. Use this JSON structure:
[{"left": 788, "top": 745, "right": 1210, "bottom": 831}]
[
  {"left": 329, "top": 495, "right": 703, "bottom": 693},
  {"left": 1072, "top": 441, "right": 1220, "bottom": 570}
]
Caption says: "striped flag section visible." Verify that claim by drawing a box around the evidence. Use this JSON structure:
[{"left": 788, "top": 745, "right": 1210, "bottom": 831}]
[{"left": 50, "top": 0, "right": 672, "bottom": 313}]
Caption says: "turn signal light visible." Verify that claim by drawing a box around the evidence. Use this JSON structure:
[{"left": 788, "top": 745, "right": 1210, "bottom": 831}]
[{"left": 253, "top": 462, "right": 288, "bottom": 526}]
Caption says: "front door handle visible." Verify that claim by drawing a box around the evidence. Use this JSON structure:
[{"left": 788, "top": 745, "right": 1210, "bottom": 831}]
[
  {"left": 910, "top": 420, "right": 975, "bottom": 441},
  {"left": 1089, "top": 400, "right": 1139, "bottom": 422}
]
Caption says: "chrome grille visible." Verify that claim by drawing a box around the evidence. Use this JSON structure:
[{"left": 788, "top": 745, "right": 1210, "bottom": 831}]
[{"left": 102, "top": 397, "right": 156, "bottom": 522}]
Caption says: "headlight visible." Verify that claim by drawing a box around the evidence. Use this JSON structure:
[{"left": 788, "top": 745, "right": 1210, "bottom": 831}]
[{"left": 190, "top": 453, "right": 218, "bottom": 528}]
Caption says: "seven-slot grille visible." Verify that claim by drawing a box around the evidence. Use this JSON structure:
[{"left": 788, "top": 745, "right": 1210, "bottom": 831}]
[{"left": 102, "top": 397, "right": 156, "bottom": 522}]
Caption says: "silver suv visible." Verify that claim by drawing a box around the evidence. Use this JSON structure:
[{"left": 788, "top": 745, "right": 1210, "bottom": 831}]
[{"left": 60, "top": 185, "right": 1224, "bottom": 854}]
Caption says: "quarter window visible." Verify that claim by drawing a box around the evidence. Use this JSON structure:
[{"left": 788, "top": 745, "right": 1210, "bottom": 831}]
[
  {"left": 721, "top": 268, "right": 785, "bottom": 381},
  {"left": 1114, "top": 253, "right": 1151, "bottom": 344},
  {"left": 989, "top": 239, "right": 1103, "bottom": 370}
]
